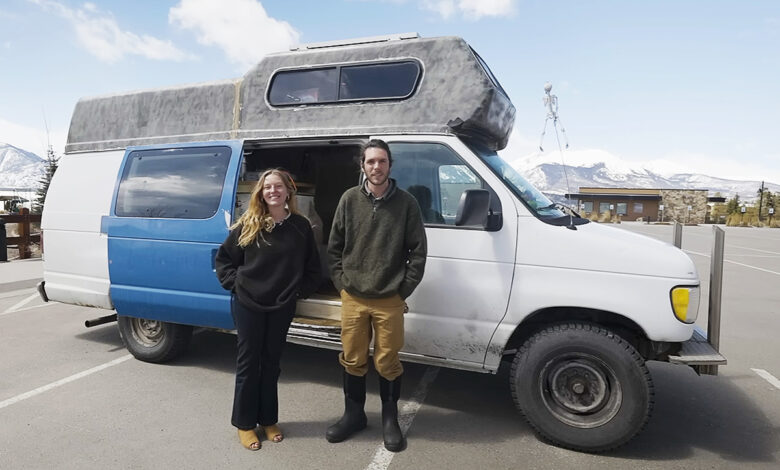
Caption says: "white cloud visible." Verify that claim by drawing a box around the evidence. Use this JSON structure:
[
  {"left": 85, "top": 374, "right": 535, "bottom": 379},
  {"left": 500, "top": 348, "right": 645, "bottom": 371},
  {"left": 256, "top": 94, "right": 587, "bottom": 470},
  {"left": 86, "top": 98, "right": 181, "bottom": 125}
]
[
  {"left": 458, "top": 0, "right": 515, "bottom": 19},
  {"left": 0, "top": 118, "right": 67, "bottom": 158},
  {"left": 421, "top": 0, "right": 516, "bottom": 20},
  {"left": 421, "top": 1, "right": 456, "bottom": 19},
  {"left": 30, "top": 0, "right": 193, "bottom": 63},
  {"left": 169, "top": 0, "right": 299, "bottom": 70}
]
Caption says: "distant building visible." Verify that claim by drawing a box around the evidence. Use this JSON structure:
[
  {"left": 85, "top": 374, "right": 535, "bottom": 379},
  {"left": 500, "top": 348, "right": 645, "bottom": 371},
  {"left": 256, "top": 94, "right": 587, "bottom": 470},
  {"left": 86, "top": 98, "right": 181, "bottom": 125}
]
[
  {"left": 565, "top": 187, "right": 723, "bottom": 224},
  {"left": 0, "top": 187, "right": 36, "bottom": 213}
]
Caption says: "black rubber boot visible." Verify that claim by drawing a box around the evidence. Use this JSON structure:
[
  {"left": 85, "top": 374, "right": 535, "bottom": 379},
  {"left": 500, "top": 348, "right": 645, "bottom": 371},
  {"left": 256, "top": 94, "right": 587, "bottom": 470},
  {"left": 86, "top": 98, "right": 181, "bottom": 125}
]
[
  {"left": 326, "top": 371, "right": 367, "bottom": 443},
  {"left": 379, "top": 375, "right": 405, "bottom": 452}
]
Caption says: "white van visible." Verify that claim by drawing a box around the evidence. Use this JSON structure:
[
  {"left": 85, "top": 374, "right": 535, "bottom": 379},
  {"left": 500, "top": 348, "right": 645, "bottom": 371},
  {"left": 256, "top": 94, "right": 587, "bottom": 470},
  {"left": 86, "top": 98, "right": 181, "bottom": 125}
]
[{"left": 39, "top": 33, "right": 725, "bottom": 452}]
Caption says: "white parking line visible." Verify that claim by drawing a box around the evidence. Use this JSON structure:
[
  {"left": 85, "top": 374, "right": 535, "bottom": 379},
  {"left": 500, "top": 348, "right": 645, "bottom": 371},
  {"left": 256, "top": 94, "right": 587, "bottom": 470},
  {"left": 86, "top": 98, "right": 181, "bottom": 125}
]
[
  {"left": 7, "top": 301, "right": 61, "bottom": 314},
  {"left": 0, "top": 355, "right": 133, "bottom": 410},
  {"left": 0, "top": 298, "right": 59, "bottom": 317},
  {"left": 721, "top": 259, "right": 780, "bottom": 276},
  {"left": 366, "top": 366, "right": 439, "bottom": 470},
  {"left": 751, "top": 368, "right": 780, "bottom": 390},
  {"left": 685, "top": 250, "right": 780, "bottom": 277},
  {"left": 1, "top": 293, "right": 40, "bottom": 315},
  {"left": 729, "top": 245, "right": 780, "bottom": 256},
  {"left": 0, "top": 288, "right": 35, "bottom": 300}
]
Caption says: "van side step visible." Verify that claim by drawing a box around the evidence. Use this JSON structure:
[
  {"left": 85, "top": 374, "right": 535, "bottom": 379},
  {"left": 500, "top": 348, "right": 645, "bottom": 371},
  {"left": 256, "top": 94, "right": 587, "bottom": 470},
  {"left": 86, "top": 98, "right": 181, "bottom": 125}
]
[
  {"left": 668, "top": 327, "right": 726, "bottom": 376},
  {"left": 289, "top": 316, "right": 341, "bottom": 340},
  {"left": 287, "top": 319, "right": 342, "bottom": 351}
]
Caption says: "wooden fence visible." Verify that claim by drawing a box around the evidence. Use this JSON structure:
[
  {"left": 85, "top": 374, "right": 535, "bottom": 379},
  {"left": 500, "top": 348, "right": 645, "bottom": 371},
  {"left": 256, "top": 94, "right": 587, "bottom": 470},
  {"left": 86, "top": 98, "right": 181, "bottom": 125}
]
[{"left": 1, "top": 208, "right": 42, "bottom": 260}]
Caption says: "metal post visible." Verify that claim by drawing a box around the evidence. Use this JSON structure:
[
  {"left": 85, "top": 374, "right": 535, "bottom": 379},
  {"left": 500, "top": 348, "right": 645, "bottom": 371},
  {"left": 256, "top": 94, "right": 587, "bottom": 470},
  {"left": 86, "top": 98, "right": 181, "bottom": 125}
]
[
  {"left": 19, "top": 208, "right": 30, "bottom": 259},
  {"left": 708, "top": 226, "right": 725, "bottom": 352},
  {"left": 0, "top": 218, "right": 7, "bottom": 262},
  {"left": 673, "top": 221, "right": 683, "bottom": 248}
]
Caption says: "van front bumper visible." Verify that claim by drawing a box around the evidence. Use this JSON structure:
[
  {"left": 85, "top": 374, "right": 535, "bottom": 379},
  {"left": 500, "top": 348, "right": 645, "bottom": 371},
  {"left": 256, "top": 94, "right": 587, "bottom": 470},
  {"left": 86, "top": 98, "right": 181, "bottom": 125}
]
[{"left": 668, "top": 326, "right": 726, "bottom": 375}]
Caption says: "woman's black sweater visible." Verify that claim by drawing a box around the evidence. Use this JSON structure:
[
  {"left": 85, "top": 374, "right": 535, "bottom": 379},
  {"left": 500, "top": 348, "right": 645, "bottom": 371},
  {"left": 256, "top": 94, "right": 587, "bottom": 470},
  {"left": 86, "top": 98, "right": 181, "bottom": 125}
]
[{"left": 215, "top": 213, "right": 321, "bottom": 312}]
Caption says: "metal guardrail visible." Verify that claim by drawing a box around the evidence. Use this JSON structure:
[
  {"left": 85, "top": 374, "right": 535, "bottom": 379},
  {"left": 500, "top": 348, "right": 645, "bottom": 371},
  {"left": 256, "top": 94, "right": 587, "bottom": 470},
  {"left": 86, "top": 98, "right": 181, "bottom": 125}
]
[
  {"left": 673, "top": 221, "right": 683, "bottom": 248},
  {"left": 668, "top": 223, "right": 726, "bottom": 375},
  {"left": 693, "top": 225, "right": 725, "bottom": 375}
]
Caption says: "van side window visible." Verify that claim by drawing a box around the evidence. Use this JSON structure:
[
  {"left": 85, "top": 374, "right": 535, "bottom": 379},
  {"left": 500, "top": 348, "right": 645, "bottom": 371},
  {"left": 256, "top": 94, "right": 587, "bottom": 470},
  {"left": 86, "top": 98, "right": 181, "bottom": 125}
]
[
  {"left": 389, "top": 142, "right": 484, "bottom": 226},
  {"left": 115, "top": 146, "right": 231, "bottom": 219},
  {"left": 268, "top": 68, "right": 339, "bottom": 105},
  {"left": 339, "top": 62, "right": 420, "bottom": 100},
  {"left": 269, "top": 60, "right": 421, "bottom": 106}
]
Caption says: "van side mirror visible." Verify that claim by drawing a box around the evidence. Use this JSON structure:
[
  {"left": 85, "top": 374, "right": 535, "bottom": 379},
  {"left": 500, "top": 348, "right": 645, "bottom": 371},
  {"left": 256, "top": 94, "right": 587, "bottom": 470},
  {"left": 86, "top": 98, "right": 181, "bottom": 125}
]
[{"left": 455, "top": 189, "right": 490, "bottom": 228}]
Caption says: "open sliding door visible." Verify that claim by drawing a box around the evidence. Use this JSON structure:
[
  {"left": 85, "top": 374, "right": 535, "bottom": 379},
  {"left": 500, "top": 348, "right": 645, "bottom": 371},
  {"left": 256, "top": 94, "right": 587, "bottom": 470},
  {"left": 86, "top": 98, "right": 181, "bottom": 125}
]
[{"left": 104, "top": 141, "right": 243, "bottom": 329}]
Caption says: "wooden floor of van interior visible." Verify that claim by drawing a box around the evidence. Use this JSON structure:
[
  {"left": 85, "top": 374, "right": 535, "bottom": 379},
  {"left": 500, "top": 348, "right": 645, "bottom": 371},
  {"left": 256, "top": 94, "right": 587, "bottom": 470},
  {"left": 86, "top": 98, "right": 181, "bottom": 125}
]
[{"left": 294, "top": 293, "right": 341, "bottom": 325}]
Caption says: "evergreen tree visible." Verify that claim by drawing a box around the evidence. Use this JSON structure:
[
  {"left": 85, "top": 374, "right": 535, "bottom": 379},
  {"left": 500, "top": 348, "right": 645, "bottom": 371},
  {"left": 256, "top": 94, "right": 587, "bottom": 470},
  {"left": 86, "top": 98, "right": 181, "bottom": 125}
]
[
  {"left": 725, "top": 193, "right": 741, "bottom": 214},
  {"left": 33, "top": 147, "right": 59, "bottom": 214}
]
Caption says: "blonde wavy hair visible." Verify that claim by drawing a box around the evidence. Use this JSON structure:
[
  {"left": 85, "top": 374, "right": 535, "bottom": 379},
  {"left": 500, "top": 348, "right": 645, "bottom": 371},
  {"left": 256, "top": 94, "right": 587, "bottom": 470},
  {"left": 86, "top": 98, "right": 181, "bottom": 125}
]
[{"left": 232, "top": 168, "right": 300, "bottom": 247}]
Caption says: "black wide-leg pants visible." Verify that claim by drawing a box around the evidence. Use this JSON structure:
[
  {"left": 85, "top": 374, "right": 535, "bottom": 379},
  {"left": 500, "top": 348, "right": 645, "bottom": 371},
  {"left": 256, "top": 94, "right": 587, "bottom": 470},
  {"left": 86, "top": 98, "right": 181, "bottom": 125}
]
[{"left": 231, "top": 297, "right": 295, "bottom": 430}]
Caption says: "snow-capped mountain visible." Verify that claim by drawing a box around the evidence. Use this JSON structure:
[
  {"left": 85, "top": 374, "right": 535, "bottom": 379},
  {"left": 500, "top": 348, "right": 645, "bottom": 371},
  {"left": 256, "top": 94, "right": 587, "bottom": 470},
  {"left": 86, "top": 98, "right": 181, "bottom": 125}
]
[
  {"left": 511, "top": 154, "right": 779, "bottom": 202},
  {"left": 1, "top": 140, "right": 776, "bottom": 203},
  {"left": 0, "top": 143, "right": 45, "bottom": 189}
]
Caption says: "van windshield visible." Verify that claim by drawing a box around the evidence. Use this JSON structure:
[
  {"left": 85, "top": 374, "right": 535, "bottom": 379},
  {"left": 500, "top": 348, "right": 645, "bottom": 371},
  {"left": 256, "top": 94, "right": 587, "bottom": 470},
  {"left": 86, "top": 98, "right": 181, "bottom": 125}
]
[{"left": 469, "top": 143, "right": 566, "bottom": 219}]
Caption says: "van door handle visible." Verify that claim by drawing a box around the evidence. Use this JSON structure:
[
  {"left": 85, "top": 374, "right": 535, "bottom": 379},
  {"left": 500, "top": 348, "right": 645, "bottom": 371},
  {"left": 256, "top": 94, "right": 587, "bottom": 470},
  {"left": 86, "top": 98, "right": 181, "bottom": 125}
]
[{"left": 211, "top": 249, "right": 218, "bottom": 271}]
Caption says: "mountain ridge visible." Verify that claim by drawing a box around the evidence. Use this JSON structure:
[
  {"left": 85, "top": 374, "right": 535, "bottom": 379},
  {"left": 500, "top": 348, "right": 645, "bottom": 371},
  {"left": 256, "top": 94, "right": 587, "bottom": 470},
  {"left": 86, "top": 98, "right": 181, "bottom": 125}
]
[
  {"left": 0, "top": 143, "right": 45, "bottom": 189},
  {"left": 1, "top": 142, "right": 777, "bottom": 202},
  {"left": 513, "top": 160, "right": 779, "bottom": 202}
]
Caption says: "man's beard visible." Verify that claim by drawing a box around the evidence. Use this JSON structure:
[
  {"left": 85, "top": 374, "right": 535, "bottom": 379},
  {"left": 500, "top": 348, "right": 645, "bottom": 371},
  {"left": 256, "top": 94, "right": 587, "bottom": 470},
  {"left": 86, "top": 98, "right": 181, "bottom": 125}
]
[{"left": 368, "top": 173, "right": 388, "bottom": 186}]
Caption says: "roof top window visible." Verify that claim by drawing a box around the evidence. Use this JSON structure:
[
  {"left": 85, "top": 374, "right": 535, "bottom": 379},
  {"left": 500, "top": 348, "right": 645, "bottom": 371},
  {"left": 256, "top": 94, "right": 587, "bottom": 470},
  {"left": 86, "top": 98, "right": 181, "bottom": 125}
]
[{"left": 268, "top": 60, "right": 421, "bottom": 106}]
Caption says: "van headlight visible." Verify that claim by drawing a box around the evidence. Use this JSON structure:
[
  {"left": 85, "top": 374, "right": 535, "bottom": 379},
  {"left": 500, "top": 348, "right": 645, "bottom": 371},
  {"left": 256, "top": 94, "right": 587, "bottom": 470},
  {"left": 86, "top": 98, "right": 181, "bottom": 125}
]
[{"left": 670, "top": 286, "right": 700, "bottom": 324}]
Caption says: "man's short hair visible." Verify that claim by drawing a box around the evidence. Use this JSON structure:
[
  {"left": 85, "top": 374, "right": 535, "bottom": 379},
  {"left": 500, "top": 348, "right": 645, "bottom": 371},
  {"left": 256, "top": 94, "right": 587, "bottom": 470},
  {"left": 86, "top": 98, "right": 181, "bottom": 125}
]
[{"left": 360, "top": 139, "right": 392, "bottom": 167}]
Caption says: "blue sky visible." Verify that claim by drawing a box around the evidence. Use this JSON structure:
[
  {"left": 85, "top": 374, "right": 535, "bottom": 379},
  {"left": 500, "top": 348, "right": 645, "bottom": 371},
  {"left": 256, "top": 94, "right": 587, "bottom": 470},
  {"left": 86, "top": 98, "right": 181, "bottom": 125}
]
[{"left": 1, "top": 0, "right": 779, "bottom": 184}]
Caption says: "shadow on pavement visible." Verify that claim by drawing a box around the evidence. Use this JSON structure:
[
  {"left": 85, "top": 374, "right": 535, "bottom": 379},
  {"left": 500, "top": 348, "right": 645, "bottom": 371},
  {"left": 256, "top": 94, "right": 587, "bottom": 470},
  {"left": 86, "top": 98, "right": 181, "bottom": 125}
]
[
  {"left": 612, "top": 362, "right": 779, "bottom": 463},
  {"left": 79, "top": 328, "right": 779, "bottom": 462},
  {"left": 73, "top": 323, "right": 125, "bottom": 352}
]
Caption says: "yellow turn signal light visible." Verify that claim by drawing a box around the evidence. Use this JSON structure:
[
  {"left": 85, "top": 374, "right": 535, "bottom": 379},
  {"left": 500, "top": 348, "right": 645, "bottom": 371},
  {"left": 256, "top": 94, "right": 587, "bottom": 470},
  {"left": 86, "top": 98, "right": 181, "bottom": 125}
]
[{"left": 671, "top": 286, "right": 699, "bottom": 324}]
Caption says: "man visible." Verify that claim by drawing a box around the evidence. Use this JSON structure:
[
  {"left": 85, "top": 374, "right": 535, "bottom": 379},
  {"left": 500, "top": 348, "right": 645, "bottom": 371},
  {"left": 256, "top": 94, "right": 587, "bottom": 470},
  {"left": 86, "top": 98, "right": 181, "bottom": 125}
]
[{"left": 326, "top": 139, "right": 427, "bottom": 452}]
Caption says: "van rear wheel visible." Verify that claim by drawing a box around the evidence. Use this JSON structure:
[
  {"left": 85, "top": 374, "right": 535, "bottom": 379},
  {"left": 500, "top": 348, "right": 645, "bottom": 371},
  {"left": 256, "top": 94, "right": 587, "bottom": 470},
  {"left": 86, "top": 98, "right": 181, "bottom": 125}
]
[
  {"left": 117, "top": 315, "right": 192, "bottom": 363},
  {"left": 509, "top": 322, "right": 653, "bottom": 452}
]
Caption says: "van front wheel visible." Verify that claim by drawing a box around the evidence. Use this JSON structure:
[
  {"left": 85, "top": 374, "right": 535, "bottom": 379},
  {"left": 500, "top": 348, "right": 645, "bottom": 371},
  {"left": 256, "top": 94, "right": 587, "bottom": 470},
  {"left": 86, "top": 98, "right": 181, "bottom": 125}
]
[
  {"left": 117, "top": 316, "right": 193, "bottom": 363},
  {"left": 509, "top": 322, "right": 653, "bottom": 452}
]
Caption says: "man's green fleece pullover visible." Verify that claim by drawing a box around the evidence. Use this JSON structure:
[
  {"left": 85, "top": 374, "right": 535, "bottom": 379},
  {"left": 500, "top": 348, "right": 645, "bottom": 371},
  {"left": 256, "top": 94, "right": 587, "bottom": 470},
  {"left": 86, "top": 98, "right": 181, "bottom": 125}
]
[{"left": 328, "top": 179, "right": 427, "bottom": 300}]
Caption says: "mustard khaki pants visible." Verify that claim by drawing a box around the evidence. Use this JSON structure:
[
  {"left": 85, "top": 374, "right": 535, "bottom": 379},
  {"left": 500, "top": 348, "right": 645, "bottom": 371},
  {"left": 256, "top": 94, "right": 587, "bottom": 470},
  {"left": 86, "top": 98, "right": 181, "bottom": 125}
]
[{"left": 338, "top": 290, "right": 405, "bottom": 380}]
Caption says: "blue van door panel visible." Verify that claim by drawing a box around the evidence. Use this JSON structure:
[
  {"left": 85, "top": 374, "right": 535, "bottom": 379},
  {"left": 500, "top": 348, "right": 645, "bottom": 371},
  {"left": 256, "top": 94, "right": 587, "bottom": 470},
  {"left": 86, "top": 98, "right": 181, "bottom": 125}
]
[
  {"left": 108, "top": 238, "right": 233, "bottom": 329},
  {"left": 106, "top": 141, "right": 241, "bottom": 329}
]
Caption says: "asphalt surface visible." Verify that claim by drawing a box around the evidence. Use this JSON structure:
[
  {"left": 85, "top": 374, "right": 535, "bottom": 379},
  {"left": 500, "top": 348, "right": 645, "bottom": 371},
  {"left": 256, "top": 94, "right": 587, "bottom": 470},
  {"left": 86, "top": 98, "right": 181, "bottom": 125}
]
[{"left": 1, "top": 223, "right": 778, "bottom": 469}]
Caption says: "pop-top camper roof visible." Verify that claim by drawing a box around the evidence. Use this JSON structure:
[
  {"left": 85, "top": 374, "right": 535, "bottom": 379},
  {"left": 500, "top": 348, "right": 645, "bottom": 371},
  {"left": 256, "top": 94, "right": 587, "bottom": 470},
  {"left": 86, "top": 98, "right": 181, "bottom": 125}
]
[{"left": 65, "top": 35, "right": 515, "bottom": 154}]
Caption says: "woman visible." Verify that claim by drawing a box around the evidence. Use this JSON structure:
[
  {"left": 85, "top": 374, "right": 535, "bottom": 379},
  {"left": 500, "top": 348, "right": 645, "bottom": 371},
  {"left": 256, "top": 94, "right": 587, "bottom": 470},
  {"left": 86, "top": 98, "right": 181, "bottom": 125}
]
[{"left": 216, "top": 169, "right": 321, "bottom": 451}]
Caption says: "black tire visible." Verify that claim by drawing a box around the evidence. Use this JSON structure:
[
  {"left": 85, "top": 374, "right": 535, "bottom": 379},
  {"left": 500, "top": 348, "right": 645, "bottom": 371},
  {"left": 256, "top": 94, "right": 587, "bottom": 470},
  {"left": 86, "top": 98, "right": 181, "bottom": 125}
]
[
  {"left": 117, "top": 315, "right": 193, "bottom": 363},
  {"left": 510, "top": 322, "right": 654, "bottom": 452}
]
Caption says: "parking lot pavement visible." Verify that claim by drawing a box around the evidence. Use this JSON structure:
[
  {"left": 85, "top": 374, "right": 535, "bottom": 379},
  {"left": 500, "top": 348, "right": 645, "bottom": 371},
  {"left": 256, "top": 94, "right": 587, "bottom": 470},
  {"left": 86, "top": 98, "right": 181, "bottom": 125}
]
[
  {"left": 615, "top": 223, "right": 780, "bottom": 367},
  {"left": 0, "top": 257, "right": 42, "bottom": 281},
  {"left": 2, "top": 230, "right": 780, "bottom": 469}
]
